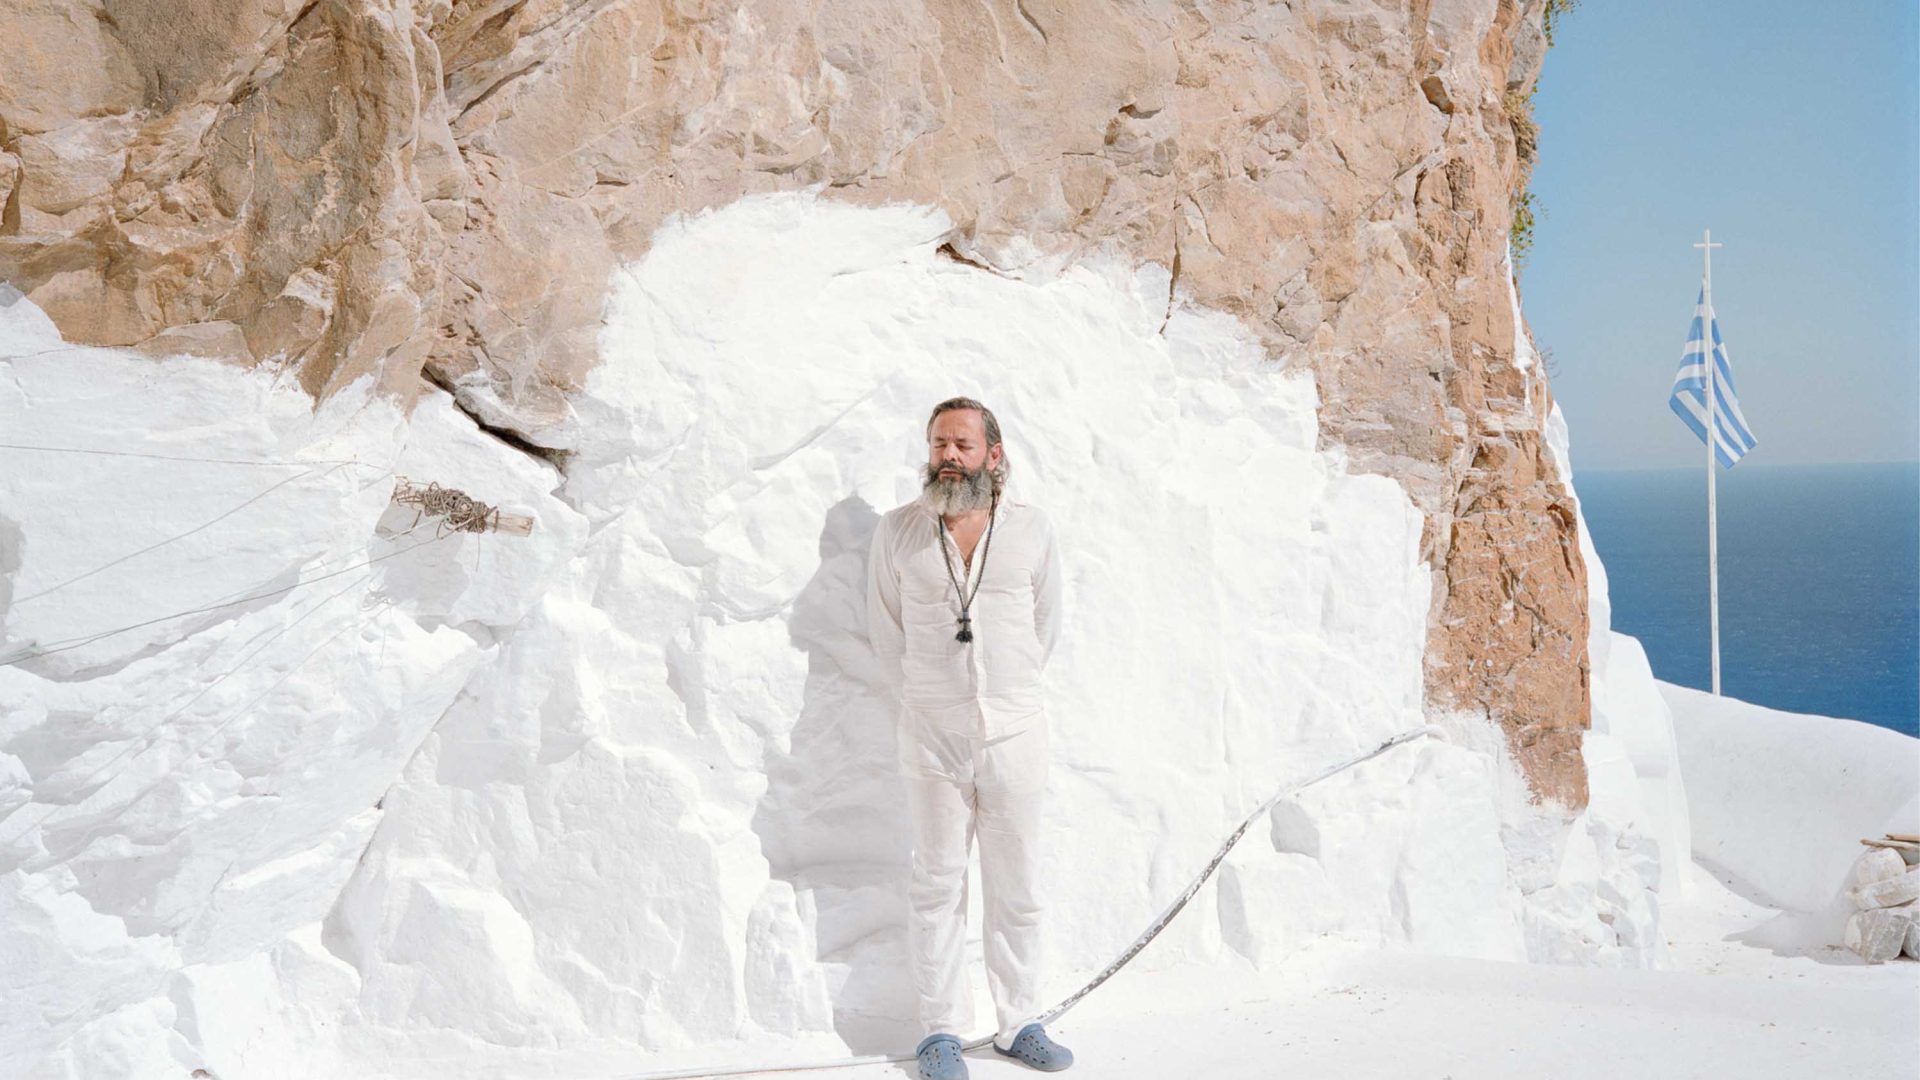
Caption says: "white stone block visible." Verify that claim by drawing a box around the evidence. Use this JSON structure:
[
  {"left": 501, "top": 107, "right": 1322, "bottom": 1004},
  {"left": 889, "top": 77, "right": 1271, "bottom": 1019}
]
[
  {"left": 1850, "top": 867, "right": 1920, "bottom": 910},
  {"left": 1843, "top": 907, "right": 1910, "bottom": 963},
  {"left": 1847, "top": 847, "right": 1908, "bottom": 892}
]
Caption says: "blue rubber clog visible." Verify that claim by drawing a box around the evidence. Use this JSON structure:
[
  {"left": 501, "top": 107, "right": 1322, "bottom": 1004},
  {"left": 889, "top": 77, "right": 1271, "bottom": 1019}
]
[
  {"left": 993, "top": 1023, "right": 1073, "bottom": 1071},
  {"left": 915, "top": 1032, "right": 968, "bottom": 1080}
]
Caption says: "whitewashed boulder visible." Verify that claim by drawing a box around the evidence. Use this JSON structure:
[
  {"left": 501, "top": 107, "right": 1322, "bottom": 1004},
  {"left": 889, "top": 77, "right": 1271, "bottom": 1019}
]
[
  {"left": 1905, "top": 916, "right": 1920, "bottom": 960},
  {"left": 1843, "top": 907, "right": 1911, "bottom": 963},
  {"left": 1847, "top": 848, "right": 1908, "bottom": 892},
  {"left": 1851, "top": 867, "right": 1920, "bottom": 910}
]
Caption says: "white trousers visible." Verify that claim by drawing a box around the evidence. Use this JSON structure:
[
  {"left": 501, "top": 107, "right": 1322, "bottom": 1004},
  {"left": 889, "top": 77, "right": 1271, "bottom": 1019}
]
[{"left": 900, "top": 713, "right": 1049, "bottom": 1050}]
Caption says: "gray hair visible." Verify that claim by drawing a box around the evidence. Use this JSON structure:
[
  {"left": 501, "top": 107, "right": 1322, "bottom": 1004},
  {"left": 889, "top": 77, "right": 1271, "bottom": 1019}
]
[{"left": 924, "top": 396, "right": 1010, "bottom": 494}]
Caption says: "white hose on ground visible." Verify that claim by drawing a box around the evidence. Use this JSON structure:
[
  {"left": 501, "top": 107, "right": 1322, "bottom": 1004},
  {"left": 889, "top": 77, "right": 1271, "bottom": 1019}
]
[{"left": 613, "top": 723, "right": 1444, "bottom": 1080}]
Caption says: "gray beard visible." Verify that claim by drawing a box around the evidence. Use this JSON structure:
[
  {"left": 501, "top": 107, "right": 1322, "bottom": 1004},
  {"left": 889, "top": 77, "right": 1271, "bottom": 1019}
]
[{"left": 921, "top": 462, "right": 995, "bottom": 516}]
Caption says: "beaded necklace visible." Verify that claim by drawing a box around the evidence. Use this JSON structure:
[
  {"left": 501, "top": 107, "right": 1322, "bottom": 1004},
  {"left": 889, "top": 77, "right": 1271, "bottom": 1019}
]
[{"left": 936, "top": 495, "right": 998, "bottom": 643}]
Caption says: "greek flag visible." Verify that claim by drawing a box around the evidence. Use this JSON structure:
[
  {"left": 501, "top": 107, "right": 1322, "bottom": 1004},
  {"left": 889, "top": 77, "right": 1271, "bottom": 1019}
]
[{"left": 1668, "top": 287, "right": 1757, "bottom": 468}]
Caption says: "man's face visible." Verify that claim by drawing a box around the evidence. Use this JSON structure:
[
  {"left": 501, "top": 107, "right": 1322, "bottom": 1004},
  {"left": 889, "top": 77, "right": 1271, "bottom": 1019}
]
[{"left": 923, "top": 408, "right": 1003, "bottom": 509}]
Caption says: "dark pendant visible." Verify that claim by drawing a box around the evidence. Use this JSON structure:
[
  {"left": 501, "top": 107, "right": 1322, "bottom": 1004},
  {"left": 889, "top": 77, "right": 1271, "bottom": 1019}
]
[{"left": 937, "top": 505, "right": 993, "bottom": 647}]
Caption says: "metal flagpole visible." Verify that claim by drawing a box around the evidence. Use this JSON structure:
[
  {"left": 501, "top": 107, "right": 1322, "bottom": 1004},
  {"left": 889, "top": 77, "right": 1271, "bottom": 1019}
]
[{"left": 1694, "top": 228, "right": 1723, "bottom": 695}]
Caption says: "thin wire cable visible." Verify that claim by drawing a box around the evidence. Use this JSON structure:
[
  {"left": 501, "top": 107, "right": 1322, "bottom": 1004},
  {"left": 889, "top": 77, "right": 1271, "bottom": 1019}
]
[
  {"left": 175, "top": 442, "right": 429, "bottom": 616},
  {"left": 10, "top": 460, "right": 360, "bottom": 606},
  {"left": 608, "top": 725, "right": 1440, "bottom": 1080},
  {"left": 0, "top": 344, "right": 117, "bottom": 363},
  {"left": 29, "top": 590, "right": 399, "bottom": 856},
  {"left": 198, "top": 584, "right": 405, "bottom": 895},
  {"left": 0, "top": 572, "right": 378, "bottom": 848},
  {"left": 1, "top": 441, "right": 428, "bottom": 841},
  {"left": 69, "top": 426, "right": 434, "bottom": 622},
  {"left": 1, "top": 494, "right": 446, "bottom": 847},
  {"left": 0, "top": 442, "right": 375, "bottom": 469},
  {"left": 0, "top": 529, "right": 461, "bottom": 668},
  {"left": 193, "top": 517, "right": 437, "bottom": 612}
]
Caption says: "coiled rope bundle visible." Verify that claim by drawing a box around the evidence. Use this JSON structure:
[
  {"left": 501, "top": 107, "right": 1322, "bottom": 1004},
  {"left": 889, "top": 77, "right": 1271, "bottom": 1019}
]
[{"left": 393, "top": 477, "right": 502, "bottom": 536}]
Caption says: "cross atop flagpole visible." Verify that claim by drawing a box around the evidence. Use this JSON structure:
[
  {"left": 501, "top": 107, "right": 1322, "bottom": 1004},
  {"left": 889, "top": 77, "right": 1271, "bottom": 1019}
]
[{"left": 1694, "top": 229, "right": 1723, "bottom": 695}]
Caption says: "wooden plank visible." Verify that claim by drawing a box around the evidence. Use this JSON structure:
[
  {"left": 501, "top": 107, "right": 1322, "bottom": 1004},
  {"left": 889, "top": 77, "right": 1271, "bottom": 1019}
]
[
  {"left": 1862, "top": 838, "right": 1920, "bottom": 852},
  {"left": 1886, "top": 832, "right": 1920, "bottom": 844}
]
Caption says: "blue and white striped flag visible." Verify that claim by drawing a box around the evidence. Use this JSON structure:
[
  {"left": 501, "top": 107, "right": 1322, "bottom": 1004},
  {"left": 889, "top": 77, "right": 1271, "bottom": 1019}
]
[{"left": 1668, "top": 286, "right": 1757, "bottom": 468}]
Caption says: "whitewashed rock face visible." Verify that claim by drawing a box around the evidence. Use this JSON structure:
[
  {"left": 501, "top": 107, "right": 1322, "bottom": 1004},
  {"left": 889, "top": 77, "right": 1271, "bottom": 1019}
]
[
  {"left": 304, "top": 196, "right": 1526, "bottom": 1070},
  {"left": 0, "top": 195, "right": 1672, "bottom": 1078},
  {"left": 0, "top": 283, "right": 585, "bottom": 1077}
]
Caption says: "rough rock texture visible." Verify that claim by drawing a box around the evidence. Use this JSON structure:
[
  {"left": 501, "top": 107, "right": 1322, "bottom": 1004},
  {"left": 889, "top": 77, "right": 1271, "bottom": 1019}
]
[
  {"left": 2, "top": 206, "right": 1656, "bottom": 1074},
  {"left": 0, "top": 0, "right": 1588, "bottom": 805}
]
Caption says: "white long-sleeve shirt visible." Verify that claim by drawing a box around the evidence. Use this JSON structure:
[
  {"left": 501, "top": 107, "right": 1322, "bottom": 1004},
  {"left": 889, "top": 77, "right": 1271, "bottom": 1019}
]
[{"left": 866, "top": 495, "right": 1063, "bottom": 739}]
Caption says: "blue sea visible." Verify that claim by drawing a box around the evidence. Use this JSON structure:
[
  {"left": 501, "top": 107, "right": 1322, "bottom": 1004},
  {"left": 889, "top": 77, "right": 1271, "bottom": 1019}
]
[{"left": 1577, "top": 463, "right": 1919, "bottom": 738}]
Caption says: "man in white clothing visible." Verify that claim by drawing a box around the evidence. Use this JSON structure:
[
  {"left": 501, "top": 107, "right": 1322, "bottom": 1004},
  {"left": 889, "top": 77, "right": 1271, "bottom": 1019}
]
[{"left": 866, "top": 397, "right": 1074, "bottom": 1079}]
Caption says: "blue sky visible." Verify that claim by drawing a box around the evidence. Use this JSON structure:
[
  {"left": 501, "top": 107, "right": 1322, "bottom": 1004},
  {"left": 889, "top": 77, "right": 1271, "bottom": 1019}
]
[{"left": 1524, "top": 1, "right": 1918, "bottom": 470}]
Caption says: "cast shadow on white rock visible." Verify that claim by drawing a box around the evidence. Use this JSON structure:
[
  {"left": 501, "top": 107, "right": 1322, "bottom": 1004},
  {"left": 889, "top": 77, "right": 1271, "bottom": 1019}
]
[
  {"left": 1701, "top": 840, "right": 1912, "bottom": 967},
  {"left": 754, "top": 495, "right": 921, "bottom": 1055},
  {"left": 1710, "top": 866, "right": 1865, "bottom": 966}
]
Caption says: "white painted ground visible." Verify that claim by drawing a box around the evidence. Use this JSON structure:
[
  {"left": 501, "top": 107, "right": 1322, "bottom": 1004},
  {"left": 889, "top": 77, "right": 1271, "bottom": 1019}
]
[{"left": 712, "top": 858, "right": 1918, "bottom": 1080}]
